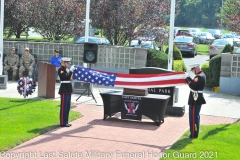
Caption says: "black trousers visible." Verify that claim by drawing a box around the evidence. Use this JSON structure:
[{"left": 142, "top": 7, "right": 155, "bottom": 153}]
[
  {"left": 189, "top": 105, "right": 202, "bottom": 138},
  {"left": 60, "top": 94, "right": 71, "bottom": 125}
]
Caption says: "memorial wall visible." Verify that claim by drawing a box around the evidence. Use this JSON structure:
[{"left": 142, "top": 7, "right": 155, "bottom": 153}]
[{"left": 3, "top": 41, "right": 148, "bottom": 73}]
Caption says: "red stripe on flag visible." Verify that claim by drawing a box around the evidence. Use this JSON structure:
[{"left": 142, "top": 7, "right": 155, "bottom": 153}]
[
  {"left": 192, "top": 106, "right": 195, "bottom": 138},
  {"left": 116, "top": 72, "right": 185, "bottom": 78},
  {"left": 61, "top": 94, "right": 65, "bottom": 125},
  {"left": 115, "top": 79, "right": 186, "bottom": 86}
]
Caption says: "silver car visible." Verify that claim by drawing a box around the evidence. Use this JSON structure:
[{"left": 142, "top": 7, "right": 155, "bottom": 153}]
[
  {"left": 130, "top": 40, "right": 159, "bottom": 50},
  {"left": 198, "top": 32, "right": 215, "bottom": 44},
  {"left": 188, "top": 28, "right": 201, "bottom": 37},
  {"left": 209, "top": 39, "right": 240, "bottom": 59},
  {"left": 222, "top": 34, "right": 240, "bottom": 41}
]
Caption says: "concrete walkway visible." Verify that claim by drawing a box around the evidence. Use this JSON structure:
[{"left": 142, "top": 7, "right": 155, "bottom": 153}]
[{"left": 1, "top": 81, "right": 240, "bottom": 160}]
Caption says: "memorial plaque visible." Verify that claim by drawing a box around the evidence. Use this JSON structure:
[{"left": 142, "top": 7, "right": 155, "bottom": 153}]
[
  {"left": 148, "top": 87, "right": 175, "bottom": 106},
  {"left": 73, "top": 81, "right": 90, "bottom": 89},
  {"left": 0, "top": 77, "right": 5, "bottom": 84},
  {"left": 0, "top": 75, "right": 7, "bottom": 89},
  {"left": 72, "top": 81, "right": 90, "bottom": 94}
]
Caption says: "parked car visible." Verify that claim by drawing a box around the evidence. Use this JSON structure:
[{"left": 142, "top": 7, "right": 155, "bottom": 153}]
[
  {"left": 188, "top": 28, "right": 201, "bottom": 37},
  {"left": 197, "top": 32, "right": 215, "bottom": 44},
  {"left": 222, "top": 34, "right": 240, "bottom": 41},
  {"left": 74, "top": 36, "right": 111, "bottom": 45},
  {"left": 174, "top": 27, "right": 181, "bottom": 37},
  {"left": 209, "top": 39, "right": 240, "bottom": 59},
  {"left": 175, "top": 29, "right": 192, "bottom": 37},
  {"left": 207, "top": 29, "right": 222, "bottom": 39},
  {"left": 134, "top": 35, "right": 155, "bottom": 41},
  {"left": 173, "top": 36, "right": 198, "bottom": 57},
  {"left": 130, "top": 40, "right": 159, "bottom": 50},
  {"left": 230, "top": 32, "right": 238, "bottom": 36}
]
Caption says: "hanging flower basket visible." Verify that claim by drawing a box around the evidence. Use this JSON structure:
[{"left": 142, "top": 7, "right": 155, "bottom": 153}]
[{"left": 17, "top": 77, "right": 37, "bottom": 97}]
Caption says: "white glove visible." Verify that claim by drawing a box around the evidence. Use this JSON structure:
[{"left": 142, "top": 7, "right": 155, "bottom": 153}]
[
  {"left": 70, "top": 65, "right": 75, "bottom": 72},
  {"left": 66, "top": 68, "right": 70, "bottom": 73}
]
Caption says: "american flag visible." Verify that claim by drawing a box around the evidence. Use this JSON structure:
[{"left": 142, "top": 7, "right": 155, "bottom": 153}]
[{"left": 72, "top": 66, "right": 187, "bottom": 89}]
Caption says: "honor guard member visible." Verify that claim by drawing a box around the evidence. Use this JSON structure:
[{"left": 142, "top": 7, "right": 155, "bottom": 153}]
[
  {"left": 19, "top": 47, "right": 35, "bottom": 78},
  {"left": 3, "top": 47, "right": 19, "bottom": 81},
  {"left": 186, "top": 63, "right": 206, "bottom": 138},
  {"left": 58, "top": 57, "right": 75, "bottom": 127}
]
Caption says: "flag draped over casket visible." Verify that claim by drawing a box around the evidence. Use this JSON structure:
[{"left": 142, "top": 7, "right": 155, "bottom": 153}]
[{"left": 72, "top": 66, "right": 187, "bottom": 89}]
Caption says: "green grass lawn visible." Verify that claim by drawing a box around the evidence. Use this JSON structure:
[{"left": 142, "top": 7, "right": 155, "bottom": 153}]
[
  {"left": 0, "top": 98, "right": 81, "bottom": 152},
  {"left": 197, "top": 44, "right": 209, "bottom": 55},
  {"left": 4, "top": 35, "right": 74, "bottom": 43},
  {"left": 162, "top": 121, "right": 240, "bottom": 160}
]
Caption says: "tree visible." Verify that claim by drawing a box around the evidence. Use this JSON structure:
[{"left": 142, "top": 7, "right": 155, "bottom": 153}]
[
  {"left": 90, "top": 0, "right": 170, "bottom": 45},
  {"left": 221, "top": 0, "right": 240, "bottom": 32},
  {"left": 4, "top": 0, "right": 37, "bottom": 38},
  {"left": 4, "top": 0, "right": 85, "bottom": 40},
  {"left": 175, "top": 0, "right": 222, "bottom": 28},
  {"left": 32, "top": 0, "right": 85, "bottom": 41}
]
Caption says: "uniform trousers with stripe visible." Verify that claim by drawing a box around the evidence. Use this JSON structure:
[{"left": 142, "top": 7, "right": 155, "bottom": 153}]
[
  {"left": 189, "top": 105, "right": 202, "bottom": 138},
  {"left": 60, "top": 94, "right": 71, "bottom": 125}
]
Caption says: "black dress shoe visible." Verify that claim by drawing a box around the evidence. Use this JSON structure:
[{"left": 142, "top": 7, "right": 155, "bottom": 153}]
[
  {"left": 187, "top": 135, "right": 198, "bottom": 139},
  {"left": 60, "top": 124, "right": 72, "bottom": 127}
]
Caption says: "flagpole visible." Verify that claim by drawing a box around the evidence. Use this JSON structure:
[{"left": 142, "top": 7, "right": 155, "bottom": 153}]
[
  {"left": 168, "top": 0, "right": 176, "bottom": 71},
  {"left": 84, "top": 0, "right": 96, "bottom": 102},
  {"left": 0, "top": 0, "right": 4, "bottom": 75},
  {"left": 84, "top": 0, "right": 90, "bottom": 68}
]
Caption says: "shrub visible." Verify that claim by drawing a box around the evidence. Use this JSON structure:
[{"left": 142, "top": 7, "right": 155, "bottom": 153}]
[
  {"left": 165, "top": 45, "right": 183, "bottom": 60},
  {"left": 209, "top": 54, "right": 222, "bottom": 87},
  {"left": 201, "top": 62, "right": 211, "bottom": 87},
  {"left": 146, "top": 49, "right": 187, "bottom": 72},
  {"left": 174, "top": 60, "right": 187, "bottom": 72},
  {"left": 146, "top": 49, "right": 169, "bottom": 69},
  {"left": 221, "top": 44, "right": 233, "bottom": 54}
]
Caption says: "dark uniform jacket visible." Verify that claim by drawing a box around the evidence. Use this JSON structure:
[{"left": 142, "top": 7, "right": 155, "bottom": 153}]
[
  {"left": 58, "top": 66, "right": 73, "bottom": 94},
  {"left": 188, "top": 71, "right": 206, "bottom": 105}
]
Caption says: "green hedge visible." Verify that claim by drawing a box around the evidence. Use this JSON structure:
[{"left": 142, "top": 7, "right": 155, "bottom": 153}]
[
  {"left": 165, "top": 45, "right": 183, "bottom": 60},
  {"left": 221, "top": 43, "right": 233, "bottom": 54},
  {"left": 146, "top": 49, "right": 169, "bottom": 69},
  {"left": 147, "top": 49, "right": 186, "bottom": 72},
  {"left": 174, "top": 60, "right": 187, "bottom": 72},
  {"left": 201, "top": 62, "right": 211, "bottom": 87},
  {"left": 209, "top": 54, "right": 222, "bottom": 87}
]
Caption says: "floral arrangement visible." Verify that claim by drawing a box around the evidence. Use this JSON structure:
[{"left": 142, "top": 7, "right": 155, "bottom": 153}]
[
  {"left": 212, "top": 86, "right": 220, "bottom": 92},
  {"left": 17, "top": 77, "right": 37, "bottom": 97}
]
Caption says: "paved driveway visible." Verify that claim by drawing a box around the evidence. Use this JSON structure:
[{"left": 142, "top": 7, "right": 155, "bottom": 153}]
[{"left": 183, "top": 54, "right": 209, "bottom": 72}]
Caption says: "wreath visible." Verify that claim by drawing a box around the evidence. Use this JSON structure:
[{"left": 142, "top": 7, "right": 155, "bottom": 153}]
[{"left": 17, "top": 77, "right": 37, "bottom": 97}]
